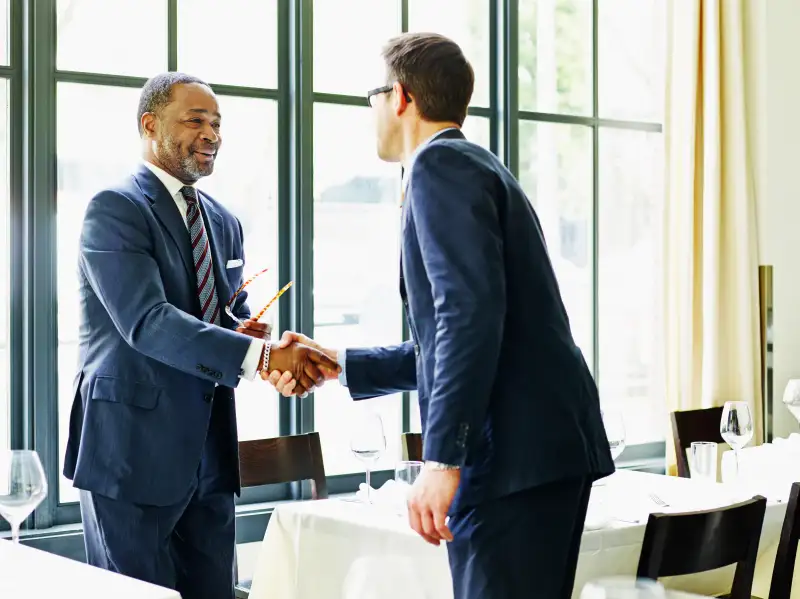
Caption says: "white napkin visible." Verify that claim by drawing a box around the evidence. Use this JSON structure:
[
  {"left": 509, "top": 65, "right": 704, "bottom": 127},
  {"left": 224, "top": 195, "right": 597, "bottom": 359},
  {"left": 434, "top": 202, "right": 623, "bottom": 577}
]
[
  {"left": 354, "top": 479, "right": 410, "bottom": 514},
  {"left": 772, "top": 433, "right": 800, "bottom": 451}
]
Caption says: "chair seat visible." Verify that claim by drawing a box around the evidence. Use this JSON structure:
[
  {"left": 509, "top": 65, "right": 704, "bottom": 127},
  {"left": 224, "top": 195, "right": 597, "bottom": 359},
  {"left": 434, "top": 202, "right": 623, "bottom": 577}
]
[{"left": 234, "top": 578, "right": 252, "bottom": 599}]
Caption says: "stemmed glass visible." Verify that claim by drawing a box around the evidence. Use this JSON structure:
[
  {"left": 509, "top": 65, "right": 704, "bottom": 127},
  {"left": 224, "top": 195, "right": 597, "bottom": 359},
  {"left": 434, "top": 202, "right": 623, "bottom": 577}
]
[
  {"left": 350, "top": 412, "right": 386, "bottom": 504},
  {"left": 602, "top": 409, "right": 627, "bottom": 462},
  {"left": 0, "top": 450, "right": 48, "bottom": 543},
  {"left": 720, "top": 401, "right": 754, "bottom": 479},
  {"left": 594, "top": 408, "right": 626, "bottom": 491}
]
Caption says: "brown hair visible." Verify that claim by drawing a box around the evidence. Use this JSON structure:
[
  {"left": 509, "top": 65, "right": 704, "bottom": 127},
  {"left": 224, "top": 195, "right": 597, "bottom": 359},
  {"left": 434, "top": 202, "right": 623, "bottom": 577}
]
[{"left": 381, "top": 32, "right": 474, "bottom": 126}]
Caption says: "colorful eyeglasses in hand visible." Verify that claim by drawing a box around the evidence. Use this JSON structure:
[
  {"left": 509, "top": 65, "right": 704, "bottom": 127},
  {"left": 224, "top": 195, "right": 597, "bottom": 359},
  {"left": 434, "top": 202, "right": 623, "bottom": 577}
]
[{"left": 224, "top": 268, "right": 293, "bottom": 335}]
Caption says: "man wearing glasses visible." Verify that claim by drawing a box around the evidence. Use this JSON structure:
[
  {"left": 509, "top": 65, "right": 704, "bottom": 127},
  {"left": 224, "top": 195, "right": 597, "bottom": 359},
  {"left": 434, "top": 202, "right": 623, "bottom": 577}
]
[
  {"left": 265, "top": 34, "right": 614, "bottom": 599},
  {"left": 63, "top": 73, "right": 338, "bottom": 599}
]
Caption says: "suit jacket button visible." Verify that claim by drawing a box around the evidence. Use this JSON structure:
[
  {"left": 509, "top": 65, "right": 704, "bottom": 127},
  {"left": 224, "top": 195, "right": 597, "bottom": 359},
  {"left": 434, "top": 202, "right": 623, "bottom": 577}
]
[
  {"left": 203, "top": 393, "right": 213, "bottom": 403},
  {"left": 414, "top": 344, "right": 420, "bottom": 356}
]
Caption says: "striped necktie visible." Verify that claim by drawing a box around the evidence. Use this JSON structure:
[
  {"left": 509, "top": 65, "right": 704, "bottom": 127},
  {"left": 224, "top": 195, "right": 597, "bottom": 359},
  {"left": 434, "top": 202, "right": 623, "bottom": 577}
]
[{"left": 181, "top": 186, "right": 221, "bottom": 325}]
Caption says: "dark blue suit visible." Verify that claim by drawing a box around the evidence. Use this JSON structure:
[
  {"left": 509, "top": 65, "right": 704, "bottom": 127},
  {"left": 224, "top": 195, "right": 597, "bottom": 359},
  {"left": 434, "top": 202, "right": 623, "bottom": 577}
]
[
  {"left": 344, "top": 129, "right": 614, "bottom": 599},
  {"left": 64, "top": 165, "right": 253, "bottom": 599}
]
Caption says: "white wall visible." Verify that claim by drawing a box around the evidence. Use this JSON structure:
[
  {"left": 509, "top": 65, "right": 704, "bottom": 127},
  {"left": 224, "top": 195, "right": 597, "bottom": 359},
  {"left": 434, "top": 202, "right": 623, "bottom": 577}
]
[{"left": 747, "top": 0, "right": 800, "bottom": 438}]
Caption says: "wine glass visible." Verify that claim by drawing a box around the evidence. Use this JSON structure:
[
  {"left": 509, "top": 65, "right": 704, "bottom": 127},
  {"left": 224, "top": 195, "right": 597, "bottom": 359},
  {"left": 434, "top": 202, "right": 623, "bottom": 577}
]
[
  {"left": 720, "top": 401, "right": 754, "bottom": 479},
  {"left": 0, "top": 450, "right": 48, "bottom": 543},
  {"left": 602, "top": 409, "right": 627, "bottom": 462},
  {"left": 581, "top": 577, "right": 666, "bottom": 599},
  {"left": 350, "top": 412, "right": 386, "bottom": 503}
]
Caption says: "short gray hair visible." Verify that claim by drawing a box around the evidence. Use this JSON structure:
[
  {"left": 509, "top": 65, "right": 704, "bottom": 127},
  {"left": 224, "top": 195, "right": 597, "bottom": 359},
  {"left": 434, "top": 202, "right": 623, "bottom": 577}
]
[{"left": 137, "top": 72, "right": 209, "bottom": 135}]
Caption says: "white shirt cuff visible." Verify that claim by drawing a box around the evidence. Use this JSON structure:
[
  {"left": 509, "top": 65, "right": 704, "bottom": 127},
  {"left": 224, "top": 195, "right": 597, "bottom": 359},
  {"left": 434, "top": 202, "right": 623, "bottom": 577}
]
[
  {"left": 239, "top": 339, "right": 265, "bottom": 381},
  {"left": 338, "top": 348, "right": 348, "bottom": 387}
]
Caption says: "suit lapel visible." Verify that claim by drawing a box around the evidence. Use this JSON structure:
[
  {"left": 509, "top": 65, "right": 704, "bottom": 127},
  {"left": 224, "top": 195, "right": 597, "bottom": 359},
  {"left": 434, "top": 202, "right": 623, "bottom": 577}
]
[
  {"left": 399, "top": 167, "right": 408, "bottom": 303},
  {"left": 134, "top": 165, "right": 196, "bottom": 282}
]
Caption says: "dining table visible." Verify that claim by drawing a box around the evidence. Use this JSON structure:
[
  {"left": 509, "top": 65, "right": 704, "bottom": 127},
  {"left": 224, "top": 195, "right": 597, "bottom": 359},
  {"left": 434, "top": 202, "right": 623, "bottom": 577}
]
[
  {"left": 246, "top": 469, "right": 792, "bottom": 599},
  {"left": 0, "top": 539, "right": 181, "bottom": 598}
]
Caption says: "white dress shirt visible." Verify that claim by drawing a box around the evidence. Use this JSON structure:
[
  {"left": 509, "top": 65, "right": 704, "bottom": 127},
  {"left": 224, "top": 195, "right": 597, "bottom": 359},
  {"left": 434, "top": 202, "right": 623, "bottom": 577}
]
[{"left": 143, "top": 161, "right": 264, "bottom": 381}]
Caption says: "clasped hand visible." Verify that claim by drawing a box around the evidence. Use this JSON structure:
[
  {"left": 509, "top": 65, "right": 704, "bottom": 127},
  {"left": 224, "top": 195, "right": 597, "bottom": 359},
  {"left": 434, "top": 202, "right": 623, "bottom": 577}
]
[
  {"left": 236, "top": 321, "right": 339, "bottom": 396},
  {"left": 236, "top": 320, "right": 339, "bottom": 395},
  {"left": 241, "top": 323, "right": 459, "bottom": 547}
]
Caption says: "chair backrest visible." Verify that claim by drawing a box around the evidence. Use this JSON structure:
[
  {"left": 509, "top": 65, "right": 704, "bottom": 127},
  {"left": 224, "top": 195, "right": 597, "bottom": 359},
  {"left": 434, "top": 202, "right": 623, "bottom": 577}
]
[
  {"left": 769, "top": 482, "right": 800, "bottom": 599},
  {"left": 637, "top": 495, "right": 767, "bottom": 599},
  {"left": 238, "top": 432, "right": 328, "bottom": 499},
  {"left": 401, "top": 432, "right": 422, "bottom": 462},
  {"left": 670, "top": 406, "right": 724, "bottom": 477}
]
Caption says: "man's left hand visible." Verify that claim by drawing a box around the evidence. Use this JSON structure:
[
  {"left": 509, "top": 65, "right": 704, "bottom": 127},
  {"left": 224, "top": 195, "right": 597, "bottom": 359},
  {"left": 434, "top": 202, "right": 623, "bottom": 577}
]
[
  {"left": 236, "top": 318, "right": 272, "bottom": 340},
  {"left": 407, "top": 464, "right": 461, "bottom": 545}
]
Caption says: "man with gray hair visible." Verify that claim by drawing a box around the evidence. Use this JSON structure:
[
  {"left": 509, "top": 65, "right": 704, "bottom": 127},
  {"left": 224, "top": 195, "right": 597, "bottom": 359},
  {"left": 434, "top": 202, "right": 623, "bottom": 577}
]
[{"left": 64, "top": 72, "right": 337, "bottom": 599}]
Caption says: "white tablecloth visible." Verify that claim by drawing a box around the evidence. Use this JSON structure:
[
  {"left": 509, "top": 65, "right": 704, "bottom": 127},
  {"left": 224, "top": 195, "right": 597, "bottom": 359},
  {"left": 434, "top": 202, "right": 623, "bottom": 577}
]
[
  {"left": 248, "top": 471, "right": 789, "bottom": 599},
  {"left": 0, "top": 540, "right": 181, "bottom": 599},
  {"left": 721, "top": 436, "right": 800, "bottom": 500}
]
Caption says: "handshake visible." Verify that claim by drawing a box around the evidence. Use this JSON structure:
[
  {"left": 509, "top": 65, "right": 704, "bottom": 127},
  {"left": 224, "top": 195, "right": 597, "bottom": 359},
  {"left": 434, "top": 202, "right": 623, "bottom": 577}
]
[{"left": 237, "top": 319, "right": 339, "bottom": 396}]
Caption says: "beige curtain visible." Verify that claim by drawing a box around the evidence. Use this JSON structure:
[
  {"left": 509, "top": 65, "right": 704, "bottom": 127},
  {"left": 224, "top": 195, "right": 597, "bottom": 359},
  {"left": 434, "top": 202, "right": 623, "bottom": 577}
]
[{"left": 663, "top": 0, "right": 762, "bottom": 474}]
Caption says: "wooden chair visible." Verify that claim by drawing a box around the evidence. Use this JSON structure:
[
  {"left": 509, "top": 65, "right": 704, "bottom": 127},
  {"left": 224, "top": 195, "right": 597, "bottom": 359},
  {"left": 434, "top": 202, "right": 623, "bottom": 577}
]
[
  {"left": 768, "top": 482, "right": 800, "bottom": 599},
  {"left": 670, "top": 406, "right": 725, "bottom": 478},
  {"left": 234, "top": 432, "right": 327, "bottom": 598},
  {"left": 401, "top": 432, "right": 422, "bottom": 462},
  {"left": 637, "top": 495, "right": 767, "bottom": 599}
]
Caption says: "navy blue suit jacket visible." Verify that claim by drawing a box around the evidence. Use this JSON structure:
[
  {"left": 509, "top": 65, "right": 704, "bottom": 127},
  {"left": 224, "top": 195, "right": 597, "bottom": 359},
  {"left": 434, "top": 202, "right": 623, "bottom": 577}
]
[
  {"left": 63, "top": 165, "right": 253, "bottom": 507},
  {"left": 345, "top": 129, "right": 614, "bottom": 513}
]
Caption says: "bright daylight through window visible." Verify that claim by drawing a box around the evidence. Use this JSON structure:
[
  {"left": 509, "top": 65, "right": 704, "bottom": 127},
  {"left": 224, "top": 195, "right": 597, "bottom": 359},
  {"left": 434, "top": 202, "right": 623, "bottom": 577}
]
[{"left": 8, "top": 0, "right": 665, "bottom": 510}]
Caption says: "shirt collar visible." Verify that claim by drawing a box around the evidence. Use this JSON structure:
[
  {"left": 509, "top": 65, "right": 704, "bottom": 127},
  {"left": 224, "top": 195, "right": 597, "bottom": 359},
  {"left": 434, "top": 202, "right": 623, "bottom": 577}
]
[
  {"left": 143, "top": 161, "right": 195, "bottom": 198},
  {"left": 401, "top": 127, "right": 459, "bottom": 193}
]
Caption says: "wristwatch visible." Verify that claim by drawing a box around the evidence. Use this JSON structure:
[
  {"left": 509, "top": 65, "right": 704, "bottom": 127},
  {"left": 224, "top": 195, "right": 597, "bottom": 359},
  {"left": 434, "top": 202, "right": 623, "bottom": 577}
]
[{"left": 425, "top": 461, "right": 460, "bottom": 471}]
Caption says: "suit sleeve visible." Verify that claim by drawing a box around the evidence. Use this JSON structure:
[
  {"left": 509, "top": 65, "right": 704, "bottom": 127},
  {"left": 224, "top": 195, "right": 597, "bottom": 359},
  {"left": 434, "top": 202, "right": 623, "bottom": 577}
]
[
  {"left": 409, "top": 145, "right": 506, "bottom": 466},
  {"left": 79, "top": 189, "right": 252, "bottom": 388},
  {"left": 344, "top": 342, "right": 417, "bottom": 400}
]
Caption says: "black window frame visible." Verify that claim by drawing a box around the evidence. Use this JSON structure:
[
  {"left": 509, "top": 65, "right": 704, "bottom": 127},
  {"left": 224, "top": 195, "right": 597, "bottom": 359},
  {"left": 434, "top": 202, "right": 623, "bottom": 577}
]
[{"left": 2, "top": 0, "right": 665, "bottom": 556}]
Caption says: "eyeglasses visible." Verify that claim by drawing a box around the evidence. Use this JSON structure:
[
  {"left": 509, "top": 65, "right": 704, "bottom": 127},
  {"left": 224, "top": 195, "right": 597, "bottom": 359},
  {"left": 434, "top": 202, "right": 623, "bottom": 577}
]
[
  {"left": 366, "top": 83, "right": 412, "bottom": 107},
  {"left": 225, "top": 267, "right": 294, "bottom": 330}
]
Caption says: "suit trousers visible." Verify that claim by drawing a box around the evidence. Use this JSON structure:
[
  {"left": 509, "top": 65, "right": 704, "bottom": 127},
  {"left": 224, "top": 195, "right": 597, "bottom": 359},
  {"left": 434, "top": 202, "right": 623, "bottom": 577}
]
[
  {"left": 446, "top": 476, "right": 593, "bottom": 599},
  {"left": 79, "top": 396, "right": 238, "bottom": 599}
]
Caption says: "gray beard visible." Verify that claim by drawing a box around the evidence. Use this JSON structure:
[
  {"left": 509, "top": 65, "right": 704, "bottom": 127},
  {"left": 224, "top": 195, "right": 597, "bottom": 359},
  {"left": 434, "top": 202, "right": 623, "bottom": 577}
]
[{"left": 153, "top": 135, "right": 209, "bottom": 182}]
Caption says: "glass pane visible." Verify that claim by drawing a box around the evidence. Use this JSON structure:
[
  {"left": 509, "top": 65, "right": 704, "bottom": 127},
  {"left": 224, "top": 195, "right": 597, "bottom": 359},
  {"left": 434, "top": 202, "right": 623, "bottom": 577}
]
[
  {"left": 313, "top": 103, "right": 403, "bottom": 475},
  {"left": 314, "top": 0, "right": 399, "bottom": 95},
  {"left": 57, "top": 83, "right": 142, "bottom": 502},
  {"left": 179, "top": 0, "right": 277, "bottom": 89},
  {"left": 0, "top": 0, "right": 8, "bottom": 65},
  {"left": 599, "top": 0, "right": 665, "bottom": 122},
  {"left": 408, "top": 0, "right": 491, "bottom": 108},
  {"left": 57, "top": 0, "right": 166, "bottom": 76},
  {"left": 518, "top": 121, "right": 593, "bottom": 366},
  {"left": 198, "top": 96, "right": 280, "bottom": 443},
  {"left": 598, "top": 128, "right": 664, "bottom": 443},
  {"left": 518, "top": 0, "right": 592, "bottom": 115},
  {"left": 0, "top": 80, "right": 8, "bottom": 450},
  {"left": 462, "top": 115, "right": 491, "bottom": 150}
]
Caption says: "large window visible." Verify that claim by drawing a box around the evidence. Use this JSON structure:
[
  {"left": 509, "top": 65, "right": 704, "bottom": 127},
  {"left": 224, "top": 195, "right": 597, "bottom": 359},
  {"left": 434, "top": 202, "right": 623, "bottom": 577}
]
[
  {"left": 311, "top": 3, "right": 403, "bottom": 475},
  {"left": 5, "top": 0, "right": 665, "bottom": 546},
  {"left": 313, "top": 0, "right": 496, "bottom": 474},
  {"left": 518, "top": 0, "right": 665, "bottom": 444}
]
